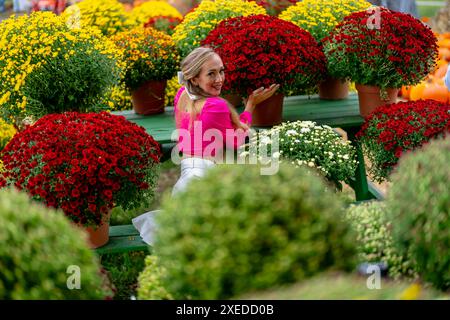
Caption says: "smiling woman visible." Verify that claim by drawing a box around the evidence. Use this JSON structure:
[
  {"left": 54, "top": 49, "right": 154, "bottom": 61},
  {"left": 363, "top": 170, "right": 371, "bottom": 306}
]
[
  {"left": 131, "top": 47, "right": 279, "bottom": 244},
  {"left": 170, "top": 47, "right": 279, "bottom": 192}
]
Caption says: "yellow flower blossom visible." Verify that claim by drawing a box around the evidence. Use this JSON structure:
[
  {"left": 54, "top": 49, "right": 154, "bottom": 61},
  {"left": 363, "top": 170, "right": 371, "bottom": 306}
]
[
  {"left": 279, "top": 0, "right": 372, "bottom": 41},
  {"left": 62, "top": 0, "right": 134, "bottom": 37},
  {"left": 128, "top": 1, "right": 182, "bottom": 27},
  {"left": 0, "top": 118, "right": 16, "bottom": 151},
  {"left": 398, "top": 283, "right": 421, "bottom": 300},
  {"left": 172, "top": 0, "right": 266, "bottom": 57}
]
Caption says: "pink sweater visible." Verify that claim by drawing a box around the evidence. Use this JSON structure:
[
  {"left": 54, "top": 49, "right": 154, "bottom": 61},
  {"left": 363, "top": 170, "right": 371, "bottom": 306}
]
[{"left": 174, "top": 87, "right": 252, "bottom": 158}]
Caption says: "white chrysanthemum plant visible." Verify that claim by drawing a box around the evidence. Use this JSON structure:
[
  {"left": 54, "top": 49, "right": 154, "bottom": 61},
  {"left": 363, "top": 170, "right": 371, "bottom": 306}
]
[{"left": 240, "top": 120, "right": 358, "bottom": 189}]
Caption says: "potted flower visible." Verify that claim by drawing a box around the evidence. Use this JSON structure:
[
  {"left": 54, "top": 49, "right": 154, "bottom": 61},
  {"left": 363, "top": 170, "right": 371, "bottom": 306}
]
[
  {"left": 323, "top": 7, "right": 438, "bottom": 116},
  {"left": 171, "top": 0, "right": 266, "bottom": 59},
  {"left": 241, "top": 120, "right": 358, "bottom": 189},
  {"left": 356, "top": 100, "right": 450, "bottom": 182},
  {"left": 112, "top": 27, "right": 180, "bottom": 115},
  {"left": 279, "top": 0, "right": 372, "bottom": 100},
  {"left": 0, "top": 12, "right": 122, "bottom": 130},
  {"left": 203, "top": 14, "right": 326, "bottom": 126},
  {"left": 0, "top": 112, "right": 162, "bottom": 248}
]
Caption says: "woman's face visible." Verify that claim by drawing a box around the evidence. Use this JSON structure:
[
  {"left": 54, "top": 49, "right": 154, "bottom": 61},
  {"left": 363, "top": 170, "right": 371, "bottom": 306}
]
[{"left": 191, "top": 54, "right": 225, "bottom": 97}]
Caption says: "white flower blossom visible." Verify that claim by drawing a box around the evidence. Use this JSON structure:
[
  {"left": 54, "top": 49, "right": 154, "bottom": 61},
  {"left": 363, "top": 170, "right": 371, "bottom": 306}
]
[
  {"left": 286, "top": 129, "right": 297, "bottom": 136},
  {"left": 300, "top": 127, "right": 310, "bottom": 133}
]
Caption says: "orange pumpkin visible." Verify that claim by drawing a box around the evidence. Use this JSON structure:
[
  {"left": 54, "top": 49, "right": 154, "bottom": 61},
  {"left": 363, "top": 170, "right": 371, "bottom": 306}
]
[
  {"left": 438, "top": 48, "right": 450, "bottom": 62},
  {"left": 434, "top": 62, "right": 449, "bottom": 79},
  {"left": 410, "top": 81, "right": 426, "bottom": 101},
  {"left": 438, "top": 38, "right": 450, "bottom": 50},
  {"left": 401, "top": 85, "right": 412, "bottom": 99},
  {"left": 423, "top": 78, "right": 449, "bottom": 103},
  {"left": 423, "top": 85, "right": 449, "bottom": 103}
]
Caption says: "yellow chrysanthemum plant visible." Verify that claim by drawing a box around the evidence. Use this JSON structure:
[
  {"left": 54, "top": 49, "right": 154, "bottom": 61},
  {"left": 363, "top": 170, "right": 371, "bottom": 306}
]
[
  {"left": 279, "top": 0, "right": 372, "bottom": 42},
  {"left": 0, "top": 12, "right": 122, "bottom": 129},
  {"left": 165, "top": 75, "right": 182, "bottom": 107},
  {"left": 62, "top": 0, "right": 134, "bottom": 37},
  {"left": 102, "top": 83, "right": 133, "bottom": 112},
  {"left": 172, "top": 0, "right": 266, "bottom": 58},
  {"left": 111, "top": 27, "right": 180, "bottom": 91},
  {"left": 0, "top": 119, "right": 16, "bottom": 151},
  {"left": 128, "top": 1, "right": 183, "bottom": 27}
]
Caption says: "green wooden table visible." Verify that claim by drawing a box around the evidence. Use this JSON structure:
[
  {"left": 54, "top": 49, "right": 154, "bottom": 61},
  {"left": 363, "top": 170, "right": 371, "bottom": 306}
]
[
  {"left": 114, "top": 93, "right": 383, "bottom": 202},
  {"left": 100, "top": 94, "right": 382, "bottom": 254}
]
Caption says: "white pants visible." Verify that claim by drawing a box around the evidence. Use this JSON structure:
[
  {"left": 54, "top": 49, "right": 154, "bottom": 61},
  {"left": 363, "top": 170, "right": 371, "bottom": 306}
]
[{"left": 132, "top": 158, "right": 215, "bottom": 245}]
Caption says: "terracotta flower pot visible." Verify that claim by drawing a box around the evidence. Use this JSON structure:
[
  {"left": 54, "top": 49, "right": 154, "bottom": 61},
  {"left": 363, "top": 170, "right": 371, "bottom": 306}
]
[
  {"left": 82, "top": 211, "right": 111, "bottom": 249},
  {"left": 319, "top": 78, "right": 349, "bottom": 100},
  {"left": 252, "top": 93, "right": 285, "bottom": 127},
  {"left": 355, "top": 84, "right": 399, "bottom": 117},
  {"left": 131, "top": 80, "right": 167, "bottom": 115},
  {"left": 222, "top": 94, "right": 242, "bottom": 107}
]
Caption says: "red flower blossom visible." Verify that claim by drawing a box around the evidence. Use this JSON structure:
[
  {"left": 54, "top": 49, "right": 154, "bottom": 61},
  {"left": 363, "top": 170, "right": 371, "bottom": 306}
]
[
  {"left": 323, "top": 7, "right": 438, "bottom": 89},
  {"left": 202, "top": 14, "right": 326, "bottom": 96},
  {"left": 357, "top": 100, "right": 450, "bottom": 181},
  {"left": 0, "top": 112, "right": 161, "bottom": 227}
]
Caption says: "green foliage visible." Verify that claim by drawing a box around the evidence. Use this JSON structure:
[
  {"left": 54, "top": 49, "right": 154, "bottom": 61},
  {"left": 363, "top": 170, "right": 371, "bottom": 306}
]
[
  {"left": 387, "top": 137, "right": 450, "bottom": 291},
  {"left": 236, "top": 272, "right": 448, "bottom": 300},
  {"left": 22, "top": 43, "right": 120, "bottom": 118},
  {"left": 153, "top": 164, "right": 357, "bottom": 299},
  {"left": 345, "top": 201, "right": 417, "bottom": 280},
  {"left": 0, "top": 187, "right": 111, "bottom": 299},
  {"left": 100, "top": 251, "right": 147, "bottom": 300},
  {"left": 137, "top": 256, "right": 173, "bottom": 300}
]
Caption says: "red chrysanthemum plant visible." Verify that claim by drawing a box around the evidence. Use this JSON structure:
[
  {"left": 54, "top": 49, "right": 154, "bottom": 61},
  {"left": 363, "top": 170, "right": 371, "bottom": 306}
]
[
  {"left": 202, "top": 14, "right": 326, "bottom": 97},
  {"left": 323, "top": 7, "right": 438, "bottom": 98},
  {"left": 356, "top": 100, "right": 450, "bottom": 182},
  {"left": 0, "top": 112, "right": 161, "bottom": 228}
]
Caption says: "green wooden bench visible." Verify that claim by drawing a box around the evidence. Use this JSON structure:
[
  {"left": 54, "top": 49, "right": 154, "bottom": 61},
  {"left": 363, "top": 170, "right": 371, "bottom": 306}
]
[
  {"left": 96, "top": 224, "right": 150, "bottom": 255},
  {"left": 97, "top": 93, "right": 383, "bottom": 254}
]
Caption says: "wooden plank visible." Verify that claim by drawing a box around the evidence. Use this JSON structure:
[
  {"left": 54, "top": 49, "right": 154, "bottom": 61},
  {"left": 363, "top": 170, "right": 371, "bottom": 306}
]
[
  {"left": 95, "top": 234, "right": 150, "bottom": 255},
  {"left": 109, "top": 224, "right": 139, "bottom": 237}
]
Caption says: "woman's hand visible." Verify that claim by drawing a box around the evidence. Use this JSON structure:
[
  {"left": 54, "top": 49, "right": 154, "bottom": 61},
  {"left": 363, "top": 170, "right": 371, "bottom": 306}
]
[
  {"left": 244, "top": 84, "right": 280, "bottom": 113},
  {"left": 235, "top": 121, "right": 250, "bottom": 131}
]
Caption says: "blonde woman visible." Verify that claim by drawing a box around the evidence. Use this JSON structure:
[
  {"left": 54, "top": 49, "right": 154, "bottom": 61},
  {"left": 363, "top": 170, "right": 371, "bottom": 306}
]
[
  {"left": 171, "top": 46, "right": 279, "bottom": 194},
  {"left": 132, "top": 47, "right": 279, "bottom": 244}
]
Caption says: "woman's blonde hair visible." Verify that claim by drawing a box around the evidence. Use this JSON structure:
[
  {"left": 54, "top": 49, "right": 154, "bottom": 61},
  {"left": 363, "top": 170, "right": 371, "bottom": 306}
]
[{"left": 178, "top": 47, "right": 241, "bottom": 128}]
